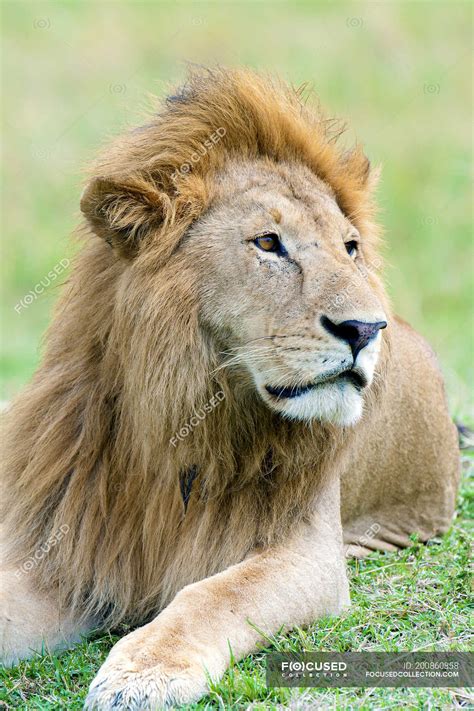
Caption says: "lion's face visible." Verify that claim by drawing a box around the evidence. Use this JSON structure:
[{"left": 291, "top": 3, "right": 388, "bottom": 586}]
[{"left": 188, "top": 160, "right": 387, "bottom": 426}]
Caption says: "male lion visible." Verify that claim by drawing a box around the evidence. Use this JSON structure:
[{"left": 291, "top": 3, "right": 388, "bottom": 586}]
[{"left": 1, "top": 69, "right": 459, "bottom": 709}]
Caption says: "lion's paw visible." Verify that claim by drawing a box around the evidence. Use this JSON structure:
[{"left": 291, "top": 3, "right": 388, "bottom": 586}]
[{"left": 84, "top": 660, "right": 209, "bottom": 710}]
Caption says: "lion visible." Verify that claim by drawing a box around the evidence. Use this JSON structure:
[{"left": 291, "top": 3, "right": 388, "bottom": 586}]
[{"left": 0, "top": 68, "right": 459, "bottom": 709}]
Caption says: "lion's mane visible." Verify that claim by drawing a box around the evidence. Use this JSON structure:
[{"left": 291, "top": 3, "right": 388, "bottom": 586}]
[{"left": 2, "top": 68, "right": 385, "bottom": 626}]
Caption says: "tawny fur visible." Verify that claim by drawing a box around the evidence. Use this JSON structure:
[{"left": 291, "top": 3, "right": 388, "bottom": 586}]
[{"left": 1, "top": 66, "right": 458, "bottom": 652}]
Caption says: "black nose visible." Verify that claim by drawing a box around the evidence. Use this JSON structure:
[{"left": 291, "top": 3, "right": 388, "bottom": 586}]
[{"left": 321, "top": 316, "right": 387, "bottom": 360}]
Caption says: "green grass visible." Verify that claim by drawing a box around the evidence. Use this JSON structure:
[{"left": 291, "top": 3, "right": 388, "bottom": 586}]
[
  {"left": 1, "top": 1, "right": 473, "bottom": 709},
  {"left": 1, "top": 454, "right": 472, "bottom": 710}
]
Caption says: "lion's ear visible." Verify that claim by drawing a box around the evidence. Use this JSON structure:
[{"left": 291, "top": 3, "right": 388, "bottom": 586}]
[
  {"left": 80, "top": 175, "right": 170, "bottom": 258},
  {"left": 341, "top": 148, "right": 381, "bottom": 191}
]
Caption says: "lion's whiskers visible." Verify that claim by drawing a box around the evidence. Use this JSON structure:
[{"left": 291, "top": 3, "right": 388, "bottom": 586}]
[{"left": 211, "top": 345, "right": 276, "bottom": 375}]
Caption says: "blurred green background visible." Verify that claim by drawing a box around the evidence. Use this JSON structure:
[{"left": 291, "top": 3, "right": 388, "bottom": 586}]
[{"left": 1, "top": 1, "right": 472, "bottom": 416}]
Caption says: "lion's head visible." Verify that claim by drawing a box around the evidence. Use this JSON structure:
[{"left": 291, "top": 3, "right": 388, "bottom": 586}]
[
  {"left": 187, "top": 158, "right": 387, "bottom": 425},
  {"left": 81, "top": 68, "right": 389, "bottom": 427}
]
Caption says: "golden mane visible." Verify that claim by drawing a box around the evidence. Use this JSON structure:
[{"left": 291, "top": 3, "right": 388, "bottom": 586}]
[
  {"left": 1, "top": 68, "right": 385, "bottom": 627},
  {"left": 81, "top": 67, "right": 380, "bottom": 260}
]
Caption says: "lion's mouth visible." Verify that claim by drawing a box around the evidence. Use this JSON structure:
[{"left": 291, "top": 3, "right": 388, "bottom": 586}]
[{"left": 265, "top": 369, "right": 367, "bottom": 400}]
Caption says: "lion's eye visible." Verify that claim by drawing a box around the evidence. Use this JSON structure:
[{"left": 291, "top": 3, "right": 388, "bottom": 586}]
[
  {"left": 253, "top": 233, "right": 285, "bottom": 255},
  {"left": 345, "top": 240, "right": 358, "bottom": 258}
]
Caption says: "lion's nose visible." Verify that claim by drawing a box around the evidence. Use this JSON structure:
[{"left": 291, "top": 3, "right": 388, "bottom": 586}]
[{"left": 321, "top": 316, "right": 387, "bottom": 360}]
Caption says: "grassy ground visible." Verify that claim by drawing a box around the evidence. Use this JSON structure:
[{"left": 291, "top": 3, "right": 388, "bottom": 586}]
[{"left": 1, "top": 1, "right": 472, "bottom": 709}]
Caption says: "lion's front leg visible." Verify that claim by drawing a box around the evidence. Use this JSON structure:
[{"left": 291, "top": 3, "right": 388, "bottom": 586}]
[
  {"left": 0, "top": 564, "right": 95, "bottom": 665},
  {"left": 85, "top": 477, "right": 349, "bottom": 710}
]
